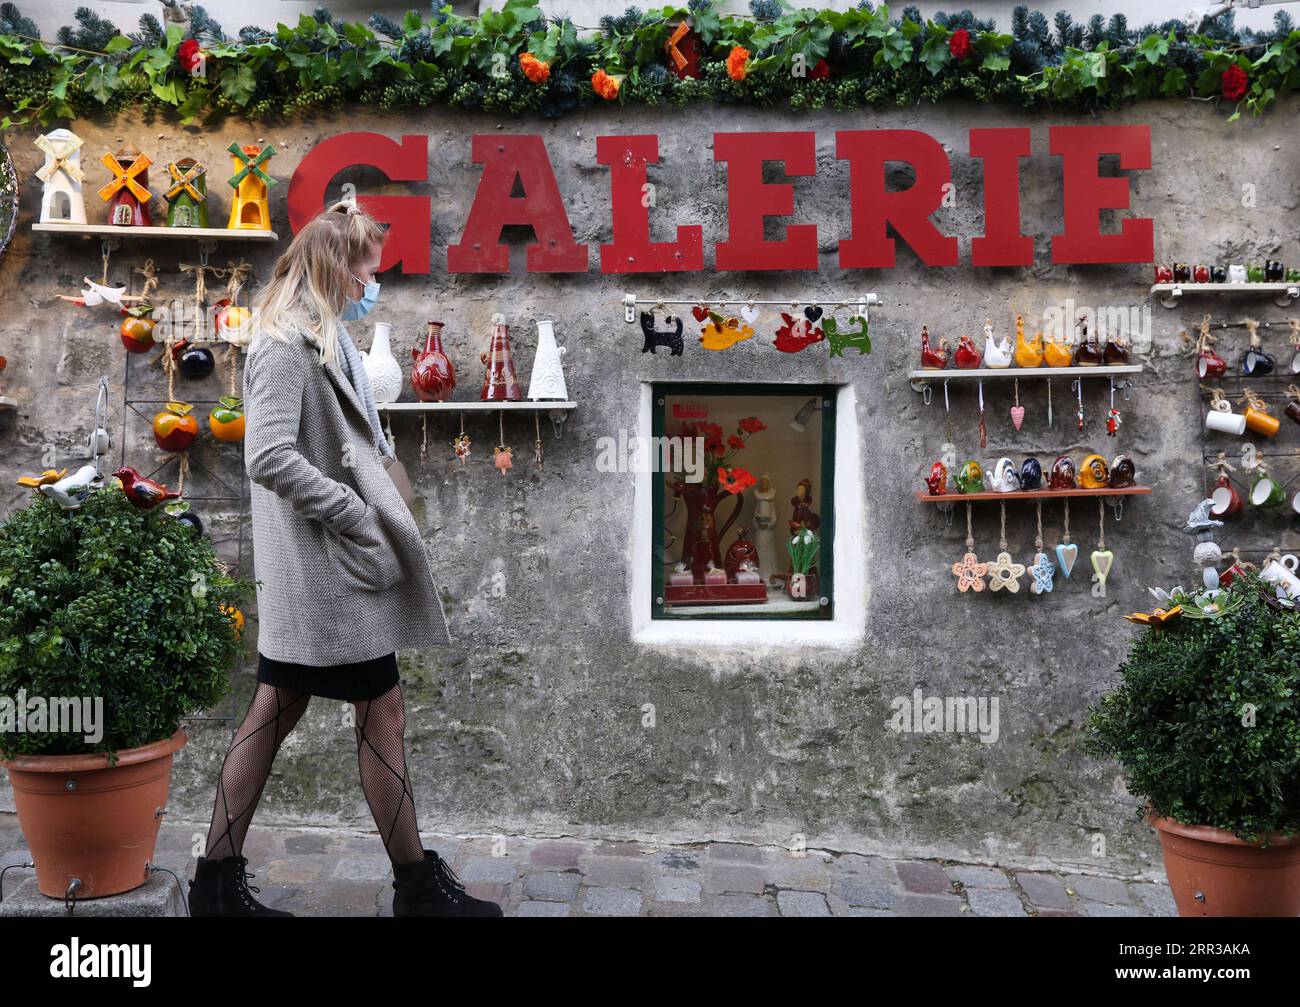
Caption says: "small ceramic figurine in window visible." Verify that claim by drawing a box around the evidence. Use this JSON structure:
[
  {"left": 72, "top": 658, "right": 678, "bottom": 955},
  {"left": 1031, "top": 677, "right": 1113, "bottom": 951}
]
[{"left": 753, "top": 473, "right": 778, "bottom": 584}]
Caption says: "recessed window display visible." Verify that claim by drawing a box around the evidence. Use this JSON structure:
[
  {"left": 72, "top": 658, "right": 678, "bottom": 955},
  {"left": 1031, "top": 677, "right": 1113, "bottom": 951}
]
[{"left": 651, "top": 383, "right": 836, "bottom": 620}]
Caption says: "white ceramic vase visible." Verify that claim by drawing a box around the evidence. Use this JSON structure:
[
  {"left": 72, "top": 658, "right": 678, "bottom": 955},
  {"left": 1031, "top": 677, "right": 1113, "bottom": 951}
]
[
  {"left": 527, "top": 319, "right": 568, "bottom": 401},
  {"left": 360, "top": 321, "right": 403, "bottom": 404}
]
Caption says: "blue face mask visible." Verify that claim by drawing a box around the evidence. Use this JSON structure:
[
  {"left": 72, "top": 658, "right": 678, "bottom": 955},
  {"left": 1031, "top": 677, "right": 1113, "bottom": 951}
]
[{"left": 342, "top": 273, "right": 380, "bottom": 321}]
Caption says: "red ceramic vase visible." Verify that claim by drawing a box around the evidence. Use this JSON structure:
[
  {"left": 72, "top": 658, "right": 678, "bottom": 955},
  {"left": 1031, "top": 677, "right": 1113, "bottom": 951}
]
[
  {"left": 411, "top": 321, "right": 456, "bottom": 402},
  {"left": 480, "top": 318, "right": 522, "bottom": 401}
]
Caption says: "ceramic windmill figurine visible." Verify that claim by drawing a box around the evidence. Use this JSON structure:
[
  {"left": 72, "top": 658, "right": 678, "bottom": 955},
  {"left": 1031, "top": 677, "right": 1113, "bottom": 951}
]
[
  {"left": 226, "top": 141, "right": 276, "bottom": 230},
  {"left": 164, "top": 157, "right": 208, "bottom": 227},
  {"left": 35, "top": 128, "right": 87, "bottom": 224},
  {"left": 98, "top": 144, "right": 153, "bottom": 226}
]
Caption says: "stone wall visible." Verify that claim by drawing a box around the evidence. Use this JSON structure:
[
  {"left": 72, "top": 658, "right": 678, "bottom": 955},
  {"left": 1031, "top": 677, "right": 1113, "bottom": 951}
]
[{"left": 1, "top": 98, "right": 1296, "bottom": 876}]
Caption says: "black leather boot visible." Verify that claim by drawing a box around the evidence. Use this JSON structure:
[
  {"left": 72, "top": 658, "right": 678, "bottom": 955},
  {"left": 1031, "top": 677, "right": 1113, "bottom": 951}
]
[
  {"left": 188, "top": 855, "right": 294, "bottom": 917},
  {"left": 392, "top": 849, "right": 503, "bottom": 917}
]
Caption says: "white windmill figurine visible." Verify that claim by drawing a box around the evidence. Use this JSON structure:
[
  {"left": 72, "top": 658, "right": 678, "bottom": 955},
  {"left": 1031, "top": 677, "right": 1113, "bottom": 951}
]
[
  {"left": 527, "top": 319, "right": 568, "bottom": 401},
  {"left": 35, "top": 128, "right": 87, "bottom": 224}
]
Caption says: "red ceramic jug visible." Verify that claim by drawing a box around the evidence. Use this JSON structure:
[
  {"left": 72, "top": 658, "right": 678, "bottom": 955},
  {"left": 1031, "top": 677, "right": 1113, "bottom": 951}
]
[
  {"left": 480, "top": 316, "right": 522, "bottom": 401},
  {"left": 411, "top": 321, "right": 456, "bottom": 402}
]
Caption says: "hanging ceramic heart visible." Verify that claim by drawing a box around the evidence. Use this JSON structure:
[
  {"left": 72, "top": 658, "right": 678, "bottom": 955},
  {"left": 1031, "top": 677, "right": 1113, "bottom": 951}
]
[
  {"left": 804, "top": 305, "right": 823, "bottom": 323},
  {"left": 1055, "top": 542, "right": 1079, "bottom": 578},
  {"left": 1010, "top": 405, "right": 1025, "bottom": 430},
  {"left": 1091, "top": 549, "right": 1114, "bottom": 583},
  {"left": 691, "top": 305, "right": 709, "bottom": 323},
  {"left": 740, "top": 304, "right": 760, "bottom": 325}
]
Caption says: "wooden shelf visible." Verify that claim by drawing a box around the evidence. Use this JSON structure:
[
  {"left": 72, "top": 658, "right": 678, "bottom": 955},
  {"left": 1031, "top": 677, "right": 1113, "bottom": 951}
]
[
  {"left": 32, "top": 223, "right": 278, "bottom": 242},
  {"left": 375, "top": 400, "right": 575, "bottom": 412},
  {"left": 917, "top": 486, "right": 1152, "bottom": 503},
  {"left": 1150, "top": 282, "right": 1298, "bottom": 308},
  {"left": 908, "top": 364, "right": 1141, "bottom": 382}
]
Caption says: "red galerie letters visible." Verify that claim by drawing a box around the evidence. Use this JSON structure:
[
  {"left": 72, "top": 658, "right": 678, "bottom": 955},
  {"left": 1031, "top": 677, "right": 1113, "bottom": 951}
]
[{"left": 288, "top": 125, "right": 1153, "bottom": 274}]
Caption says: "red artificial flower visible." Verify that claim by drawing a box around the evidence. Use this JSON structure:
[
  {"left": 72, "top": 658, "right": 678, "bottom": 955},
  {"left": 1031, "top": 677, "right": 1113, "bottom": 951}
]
[
  {"left": 809, "top": 58, "right": 830, "bottom": 79},
  {"left": 704, "top": 437, "right": 725, "bottom": 456},
  {"left": 704, "top": 422, "right": 724, "bottom": 442},
  {"left": 592, "top": 69, "right": 622, "bottom": 100},
  {"left": 520, "top": 53, "right": 551, "bottom": 84},
  {"left": 177, "top": 38, "right": 203, "bottom": 75},
  {"left": 717, "top": 467, "right": 757, "bottom": 495},
  {"left": 949, "top": 28, "right": 971, "bottom": 60},
  {"left": 727, "top": 46, "right": 750, "bottom": 81},
  {"left": 738, "top": 417, "right": 767, "bottom": 434},
  {"left": 728, "top": 435, "right": 745, "bottom": 450},
  {"left": 1221, "top": 64, "right": 1248, "bottom": 102}
]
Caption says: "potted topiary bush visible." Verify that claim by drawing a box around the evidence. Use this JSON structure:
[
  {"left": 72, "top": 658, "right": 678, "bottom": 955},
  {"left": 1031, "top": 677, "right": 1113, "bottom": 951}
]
[
  {"left": 0, "top": 484, "right": 252, "bottom": 899},
  {"left": 1087, "top": 571, "right": 1300, "bottom": 916}
]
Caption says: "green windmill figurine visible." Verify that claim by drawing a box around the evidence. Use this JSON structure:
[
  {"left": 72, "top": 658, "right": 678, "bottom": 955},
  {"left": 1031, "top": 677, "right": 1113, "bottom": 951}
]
[
  {"left": 164, "top": 157, "right": 208, "bottom": 227},
  {"left": 226, "top": 141, "right": 276, "bottom": 230}
]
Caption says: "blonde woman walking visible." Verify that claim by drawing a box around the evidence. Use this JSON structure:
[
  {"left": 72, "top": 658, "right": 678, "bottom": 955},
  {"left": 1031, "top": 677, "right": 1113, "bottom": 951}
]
[{"left": 188, "top": 201, "right": 500, "bottom": 918}]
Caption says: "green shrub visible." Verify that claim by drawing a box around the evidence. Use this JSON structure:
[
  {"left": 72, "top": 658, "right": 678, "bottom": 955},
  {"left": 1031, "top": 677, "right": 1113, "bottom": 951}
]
[
  {"left": 1087, "top": 572, "right": 1300, "bottom": 842},
  {"left": 0, "top": 486, "right": 253, "bottom": 758}
]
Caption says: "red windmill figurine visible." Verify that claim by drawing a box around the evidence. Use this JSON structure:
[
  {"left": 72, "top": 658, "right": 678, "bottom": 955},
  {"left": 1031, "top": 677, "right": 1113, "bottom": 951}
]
[
  {"left": 99, "top": 144, "right": 153, "bottom": 227},
  {"left": 113, "top": 466, "right": 181, "bottom": 509}
]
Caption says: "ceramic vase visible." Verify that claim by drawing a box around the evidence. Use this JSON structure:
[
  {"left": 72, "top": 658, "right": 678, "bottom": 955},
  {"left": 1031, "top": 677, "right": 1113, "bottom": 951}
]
[
  {"left": 411, "top": 320, "right": 456, "bottom": 403},
  {"left": 527, "top": 319, "right": 568, "bottom": 400},
  {"left": 481, "top": 314, "right": 523, "bottom": 401},
  {"left": 360, "top": 322, "right": 403, "bottom": 404}
]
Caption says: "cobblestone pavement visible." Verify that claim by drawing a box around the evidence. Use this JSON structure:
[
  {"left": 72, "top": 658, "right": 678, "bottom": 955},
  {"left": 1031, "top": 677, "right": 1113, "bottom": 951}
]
[{"left": 0, "top": 813, "right": 1176, "bottom": 917}]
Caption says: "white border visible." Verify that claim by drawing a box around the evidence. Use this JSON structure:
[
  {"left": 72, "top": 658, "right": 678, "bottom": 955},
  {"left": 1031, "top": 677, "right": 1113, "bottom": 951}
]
[{"left": 630, "top": 383, "right": 867, "bottom": 650}]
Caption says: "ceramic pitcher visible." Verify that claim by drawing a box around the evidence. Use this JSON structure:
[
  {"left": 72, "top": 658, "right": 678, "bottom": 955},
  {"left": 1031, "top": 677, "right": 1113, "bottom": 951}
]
[{"left": 360, "top": 321, "right": 403, "bottom": 404}]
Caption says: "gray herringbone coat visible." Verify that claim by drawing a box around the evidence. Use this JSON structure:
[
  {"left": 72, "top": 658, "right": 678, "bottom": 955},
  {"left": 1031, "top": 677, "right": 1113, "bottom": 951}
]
[{"left": 243, "top": 328, "right": 450, "bottom": 665}]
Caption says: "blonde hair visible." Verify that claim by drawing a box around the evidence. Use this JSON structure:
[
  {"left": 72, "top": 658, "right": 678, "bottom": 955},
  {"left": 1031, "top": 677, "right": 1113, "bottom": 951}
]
[{"left": 250, "top": 200, "right": 387, "bottom": 366}]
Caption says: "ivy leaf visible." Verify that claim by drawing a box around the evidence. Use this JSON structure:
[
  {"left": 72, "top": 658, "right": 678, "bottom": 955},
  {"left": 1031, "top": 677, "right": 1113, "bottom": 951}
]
[
  {"left": 83, "top": 62, "right": 119, "bottom": 104},
  {"left": 875, "top": 32, "right": 911, "bottom": 71},
  {"left": 105, "top": 35, "right": 134, "bottom": 54},
  {"left": 1136, "top": 30, "right": 1170, "bottom": 65},
  {"left": 919, "top": 30, "right": 951, "bottom": 76},
  {"left": 1160, "top": 66, "right": 1188, "bottom": 97},
  {"left": 219, "top": 64, "right": 256, "bottom": 105}
]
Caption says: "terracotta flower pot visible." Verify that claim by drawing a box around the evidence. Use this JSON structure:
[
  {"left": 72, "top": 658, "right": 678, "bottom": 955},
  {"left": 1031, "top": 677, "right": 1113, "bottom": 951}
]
[
  {"left": 2, "top": 730, "right": 187, "bottom": 899},
  {"left": 1149, "top": 813, "right": 1300, "bottom": 917}
]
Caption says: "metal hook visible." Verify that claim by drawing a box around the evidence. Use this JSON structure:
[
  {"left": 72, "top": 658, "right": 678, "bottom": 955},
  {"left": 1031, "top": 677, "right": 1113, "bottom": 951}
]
[
  {"left": 922, "top": 384, "right": 933, "bottom": 406},
  {"left": 1121, "top": 379, "right": 1133, "bottom": 402}
]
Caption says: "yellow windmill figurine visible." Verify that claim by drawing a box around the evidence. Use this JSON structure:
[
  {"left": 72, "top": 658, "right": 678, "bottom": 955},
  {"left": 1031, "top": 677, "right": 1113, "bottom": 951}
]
[{"left": 226, "top": 141, "right": 276, "bottom": 230}]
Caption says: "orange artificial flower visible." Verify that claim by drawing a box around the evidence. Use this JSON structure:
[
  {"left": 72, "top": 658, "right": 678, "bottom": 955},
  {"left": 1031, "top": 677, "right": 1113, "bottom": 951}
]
[
  {"left": 717, "top": 466, "right": 757, "bottom": 495},
  {"left": 520, "top": 52, "right": 551, "bottom": 84},
  {"left": 592, "top": 69, "right": 622, "bottom": 100},
  {"left": 726, "top": 45, "right": 750, "bottom": 81}
]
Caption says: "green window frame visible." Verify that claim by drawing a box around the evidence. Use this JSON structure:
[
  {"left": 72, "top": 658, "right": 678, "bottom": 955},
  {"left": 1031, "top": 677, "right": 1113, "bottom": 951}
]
[{"left": 650, "top": 382, "right": 837, "bottom": 621}]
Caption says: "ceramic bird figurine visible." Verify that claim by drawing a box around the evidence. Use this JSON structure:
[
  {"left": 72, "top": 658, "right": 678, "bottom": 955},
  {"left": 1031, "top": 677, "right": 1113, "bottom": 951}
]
[
  {"left": 38, "top": 464, "right": 102, "bottom": 509},
  {"left": 1043, "top": 329, "right": 1074, "bottom": 367},
  {"left": 925, "top": 461, "right": 949, "bottom": 496},
  {"left": 920, "top": 325, "right": 950, "bottom": 369},
  {"left": 17, "top": 468, "right": 68, "bottom": 489},
  {"left": 113, "top": 466, "right": 182, "bottom": 509},
  {"left": 982, "top": 319, "right": 1012, "bottom": 369},
  {"left": 1013, "top": 315, "right": 1044, "bottom": 367},
  {"left": 953, "top": 333, "right": 982, "bottom": 369}
]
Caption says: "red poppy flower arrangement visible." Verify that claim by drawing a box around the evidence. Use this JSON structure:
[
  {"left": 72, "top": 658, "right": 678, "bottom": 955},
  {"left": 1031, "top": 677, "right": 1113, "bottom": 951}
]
[
  {"left": 949, "top": 29, "right": 972, "bottom": 60},
  {"left": 679, "top": 415, "right": 767, "bottom": 492},
  {"left": 177, "top": 38, "right": 203, "bottom": 76}
]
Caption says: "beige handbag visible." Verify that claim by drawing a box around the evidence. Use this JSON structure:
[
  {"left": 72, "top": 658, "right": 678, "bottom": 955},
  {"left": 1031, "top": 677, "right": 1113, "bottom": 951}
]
[{"left": 382, "top": 453, "right": 415, "bottom": 510}]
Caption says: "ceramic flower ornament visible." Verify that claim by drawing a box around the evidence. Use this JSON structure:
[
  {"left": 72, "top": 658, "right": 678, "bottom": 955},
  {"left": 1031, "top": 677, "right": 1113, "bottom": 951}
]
[
  {"left": 987, "top": 551, "right": 1026, "bottom": 592},
  {"left": 1029, "top": 552, "right": 1056, "bottom": 594},
  {"left": 951, "top": 551, "right": 988, "bottom": 592}
]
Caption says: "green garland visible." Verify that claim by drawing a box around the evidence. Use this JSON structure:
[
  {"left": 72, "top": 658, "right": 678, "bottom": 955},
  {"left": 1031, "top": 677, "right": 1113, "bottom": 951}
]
[{"left": 1, "top": 1, "right": 1298, "bottom": 126}]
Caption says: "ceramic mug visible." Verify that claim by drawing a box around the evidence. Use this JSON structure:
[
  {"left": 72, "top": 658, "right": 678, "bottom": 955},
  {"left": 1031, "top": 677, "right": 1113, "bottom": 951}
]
[
  {"left": 1228, "top": 263, "right": 1248, "bottom": 284},
  {"left": 1287, "top": 400, "right": 1300, "bottom": 426},
  {"left": 1197, "top": 349, "right": 1227, "bottom": 379},
  {"left": 1251, "top": 472, "right": 1286, "bottom": 508},
  {"left": 1261, "top": 554, "right": 1300, "bottom": 598},
  {"left": 1206, "top": 408, "right": 1247, "bottom": 435},
  {"left": 1211, "top": 476, "right": 1242, "bottom": 517},
  {"left": 1293, "top": 490, "right": 1300, "bottom": 517},
  {"left": 1245, "top": 406, "right": 1281, "bottom": 436},
  {"left": 1290, "top": 351, "right": 1300, "bottom": 376},
  {"left": 1241, "top": 348, "right": 1276, "bottom": 377}
]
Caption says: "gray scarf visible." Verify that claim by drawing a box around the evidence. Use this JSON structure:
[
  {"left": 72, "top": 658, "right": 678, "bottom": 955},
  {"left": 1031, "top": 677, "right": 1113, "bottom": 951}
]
[{"left": 334, "top": 321, "right": 395, "bottom": 459}]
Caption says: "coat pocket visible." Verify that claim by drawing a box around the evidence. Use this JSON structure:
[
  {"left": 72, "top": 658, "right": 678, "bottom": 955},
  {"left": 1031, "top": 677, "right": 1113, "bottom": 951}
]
[{"left": 326, "top": 504, "right": 406, "bottom": 592}]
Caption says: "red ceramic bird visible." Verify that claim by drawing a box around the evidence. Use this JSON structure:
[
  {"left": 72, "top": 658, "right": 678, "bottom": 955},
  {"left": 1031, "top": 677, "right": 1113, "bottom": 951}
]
[
  {"left": 954, "top": 334, "right": 983, "bottom": 369},
  {"left": 919, "top": 326, "right": 949, "bottom": 369},
  {"left": 113, "top": 466, "right": 182, "bottom": 509}
]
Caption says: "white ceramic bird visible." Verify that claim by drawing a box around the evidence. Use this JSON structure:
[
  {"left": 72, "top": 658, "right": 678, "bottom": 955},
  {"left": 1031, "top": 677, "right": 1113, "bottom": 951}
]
[
  {"left": 39, "top": 464, "right": 102, "bottom": 509},
  {"left": 982, "top": 319, "right": 1012, "bottom": 369},
  {"left": 80, "top": 278, "right": 128, "bottom": 307}
]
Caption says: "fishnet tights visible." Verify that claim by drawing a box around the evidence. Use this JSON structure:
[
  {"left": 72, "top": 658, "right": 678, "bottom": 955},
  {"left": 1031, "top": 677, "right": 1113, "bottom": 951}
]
[{"left": 204, "top": 681, "right": 424, "bottom": 866}]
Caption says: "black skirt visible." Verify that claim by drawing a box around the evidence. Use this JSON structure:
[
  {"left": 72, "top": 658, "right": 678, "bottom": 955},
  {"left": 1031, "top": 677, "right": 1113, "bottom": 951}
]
[{"left": 256, "top": 650, "right": 399, "bottom": 702}]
